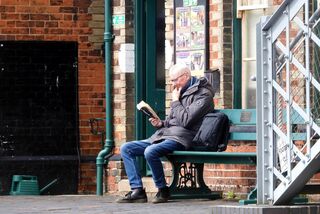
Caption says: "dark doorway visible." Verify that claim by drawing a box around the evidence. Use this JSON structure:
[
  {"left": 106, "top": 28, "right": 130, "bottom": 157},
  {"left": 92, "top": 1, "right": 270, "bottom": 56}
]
[
  {"left": 134, "top": 0, "right": 166, "bottom": 176},
  {"left": 0, "top": 41, "right": 79, "bottom": 194}
]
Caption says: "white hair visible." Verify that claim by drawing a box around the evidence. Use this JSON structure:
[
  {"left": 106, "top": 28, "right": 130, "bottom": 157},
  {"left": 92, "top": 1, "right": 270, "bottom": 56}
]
[{"left": 169, "top": 63, "right": 191, "bottom": 77}]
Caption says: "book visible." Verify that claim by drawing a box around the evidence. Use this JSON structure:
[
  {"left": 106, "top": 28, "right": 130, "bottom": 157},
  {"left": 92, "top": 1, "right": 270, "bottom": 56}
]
[{"left": 136, "top": 100, "right": 160, "bottom": 120}]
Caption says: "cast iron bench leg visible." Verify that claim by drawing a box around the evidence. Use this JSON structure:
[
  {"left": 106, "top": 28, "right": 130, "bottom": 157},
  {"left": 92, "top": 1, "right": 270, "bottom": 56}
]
[{"left": 168, "top": 158, "right": 222, "bottom": 199}]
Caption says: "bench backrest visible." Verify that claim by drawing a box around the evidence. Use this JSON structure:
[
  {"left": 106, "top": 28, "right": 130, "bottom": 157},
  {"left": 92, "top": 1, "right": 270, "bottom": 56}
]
[
  {"left": 219, "top": 108, "right": 308, "bottom": 141},
  {"left": 219, "top": 109, "right": 256, "bottom": 141}
]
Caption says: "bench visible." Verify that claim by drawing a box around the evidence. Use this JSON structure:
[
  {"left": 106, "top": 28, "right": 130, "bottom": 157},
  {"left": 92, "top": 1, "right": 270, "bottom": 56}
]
[{"left": 166, "top": 109, "right": 257, "bottom": 203}]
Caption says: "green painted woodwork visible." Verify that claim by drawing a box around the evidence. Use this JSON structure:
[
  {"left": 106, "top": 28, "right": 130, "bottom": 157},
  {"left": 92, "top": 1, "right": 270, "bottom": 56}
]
[
  {"left": 145, "top": 0, "right": 166, "bottom": 138},
  {"left": 135, "top": 0, "right": 146, "bottom": 141},
  {"left": 233, "top": 0, "right": 242, "bottom": 108},
  {"left": 134, "top": 0, "right": 166, "bottom": 176},
  {"left": 167, "top": 151, "right": 256, "bottom": 165}
]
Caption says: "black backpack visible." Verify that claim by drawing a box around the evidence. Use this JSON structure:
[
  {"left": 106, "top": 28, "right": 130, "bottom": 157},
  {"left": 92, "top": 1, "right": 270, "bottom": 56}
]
[{"left": 192, "top": 111, "right": 230, "bottom": 151}]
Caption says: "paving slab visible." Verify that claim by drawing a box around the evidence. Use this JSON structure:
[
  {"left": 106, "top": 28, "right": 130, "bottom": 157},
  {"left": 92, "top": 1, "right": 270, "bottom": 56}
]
[{"left": 0, "top": 194, "right": 237, "bottom": 214}]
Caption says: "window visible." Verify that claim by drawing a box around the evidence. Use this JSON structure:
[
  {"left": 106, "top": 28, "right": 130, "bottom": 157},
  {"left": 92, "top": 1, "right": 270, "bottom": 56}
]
[{"left": 238, "top": 1, "right": 268, "bottom": 108}]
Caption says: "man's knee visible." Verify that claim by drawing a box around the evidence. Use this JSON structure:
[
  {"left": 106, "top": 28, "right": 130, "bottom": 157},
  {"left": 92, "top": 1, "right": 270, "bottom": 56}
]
[
  {"left": 120, "top": 142, "right": 130, "bottom": 155},
  {"left": 144, "top": 146, "right": 157, "bottom": 160}
]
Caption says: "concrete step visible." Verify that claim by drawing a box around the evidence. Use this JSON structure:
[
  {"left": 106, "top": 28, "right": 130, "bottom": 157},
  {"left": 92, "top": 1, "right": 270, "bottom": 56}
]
[
  {"left": 213, "top": 204, "right": 320, "bottom": 214},
  {"left": 117, "top": 177, "right": 158, "bottom": 197}
]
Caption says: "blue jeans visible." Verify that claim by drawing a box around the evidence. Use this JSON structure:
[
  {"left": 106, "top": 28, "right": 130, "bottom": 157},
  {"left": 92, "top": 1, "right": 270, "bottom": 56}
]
[{"left": 120, "top": 139, "right": 185, "bottom": 189}]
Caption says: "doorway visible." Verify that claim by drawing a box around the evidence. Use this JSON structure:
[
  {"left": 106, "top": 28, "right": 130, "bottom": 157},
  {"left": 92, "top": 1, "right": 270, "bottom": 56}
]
[
  {"left": 135, "top": 0, "right": 166, "bottom": 175},
  {"left": 0, "top": 41, "right": 79, "bottom": 194}
]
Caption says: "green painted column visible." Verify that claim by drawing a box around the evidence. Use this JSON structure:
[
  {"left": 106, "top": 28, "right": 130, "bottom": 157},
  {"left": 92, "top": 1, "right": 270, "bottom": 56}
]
[
  {"left": 96, "top": 0, "right": 114, "bottom": 196},
  {"left": 233, "top": 0, "right": 242, "bottom": 109},
  {"left": 135, "top": 0, "right": 146, "bottom": 140},
  {"left": 134, "top": 0, "right": 147, "bottom": 175}
]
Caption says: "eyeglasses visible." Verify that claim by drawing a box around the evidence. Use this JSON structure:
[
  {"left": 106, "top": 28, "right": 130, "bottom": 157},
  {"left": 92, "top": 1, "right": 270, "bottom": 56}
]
[{"left": 170, "top": 73, "right": 186, "bottom": 82}]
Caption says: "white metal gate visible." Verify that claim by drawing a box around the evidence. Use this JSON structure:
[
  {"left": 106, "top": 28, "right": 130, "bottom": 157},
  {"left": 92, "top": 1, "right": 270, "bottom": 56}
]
[{"left": 257, "top": 0, "right": 320, "bottom": 205}]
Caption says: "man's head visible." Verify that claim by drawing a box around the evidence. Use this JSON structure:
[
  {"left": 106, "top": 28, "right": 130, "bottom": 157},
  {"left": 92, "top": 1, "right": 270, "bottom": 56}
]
[{"left": 169, "top": 63, "right": 191, "bottom": 89}]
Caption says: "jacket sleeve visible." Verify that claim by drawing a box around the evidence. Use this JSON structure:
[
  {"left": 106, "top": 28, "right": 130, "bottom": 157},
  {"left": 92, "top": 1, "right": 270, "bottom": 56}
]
[{"left": 169, "top": 88, "right": 213, "bottom": 128}]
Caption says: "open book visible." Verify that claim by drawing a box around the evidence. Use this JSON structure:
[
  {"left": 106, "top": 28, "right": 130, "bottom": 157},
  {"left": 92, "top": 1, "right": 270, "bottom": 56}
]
[{"left": 137, "top": 100, "right": 160, "bottom": 120}]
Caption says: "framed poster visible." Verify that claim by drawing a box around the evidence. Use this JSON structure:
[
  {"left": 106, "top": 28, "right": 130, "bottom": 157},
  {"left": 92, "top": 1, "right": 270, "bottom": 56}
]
[{"left": 174, "top": 0, "right": 208, "bottom": 76}]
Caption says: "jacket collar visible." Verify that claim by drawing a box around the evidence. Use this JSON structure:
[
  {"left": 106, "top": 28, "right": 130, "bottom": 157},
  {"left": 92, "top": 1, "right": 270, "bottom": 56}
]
[{"left": 181, "top": 76, "right": 199, "bottom": 97}]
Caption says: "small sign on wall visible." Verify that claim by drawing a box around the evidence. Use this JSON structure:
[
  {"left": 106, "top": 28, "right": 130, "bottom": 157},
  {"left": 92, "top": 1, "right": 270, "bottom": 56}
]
[
  {"left": 119, "top": 44, "right": 135, "bottom": 73},
  {"left": 112, "top": 15, "right": 125, "bottom": 26}
]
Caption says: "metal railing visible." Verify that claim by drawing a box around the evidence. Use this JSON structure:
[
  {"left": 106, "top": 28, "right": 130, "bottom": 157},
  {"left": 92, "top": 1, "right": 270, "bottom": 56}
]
[{"left": 257, "top": 0, "right": 320, "bottom": 205}]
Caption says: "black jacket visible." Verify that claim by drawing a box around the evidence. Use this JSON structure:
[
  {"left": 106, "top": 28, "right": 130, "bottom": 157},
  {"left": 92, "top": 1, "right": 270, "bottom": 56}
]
[{"left": 148, "top": 77, "right": 215, "bottom": 149}]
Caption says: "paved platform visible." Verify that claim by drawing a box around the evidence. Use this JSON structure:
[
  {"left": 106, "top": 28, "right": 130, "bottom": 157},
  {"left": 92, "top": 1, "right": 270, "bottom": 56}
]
[
  {"left": 0, "top": 194, "right": 237, "bottom": 214},
  {"left": 1, "top": 194, "right": 320, "bottom": 214}
]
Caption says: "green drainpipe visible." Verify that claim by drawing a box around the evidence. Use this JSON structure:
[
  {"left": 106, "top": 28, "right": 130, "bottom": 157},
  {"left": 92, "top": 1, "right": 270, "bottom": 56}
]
[{"left": 96, "top": 0, "right": 114, "bottom": 196}]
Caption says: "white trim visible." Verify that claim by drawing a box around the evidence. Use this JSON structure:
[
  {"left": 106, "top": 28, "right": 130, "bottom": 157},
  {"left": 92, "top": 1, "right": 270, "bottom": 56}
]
[{"left": 238, "top": 4, "right": 268, "bottom": 11}]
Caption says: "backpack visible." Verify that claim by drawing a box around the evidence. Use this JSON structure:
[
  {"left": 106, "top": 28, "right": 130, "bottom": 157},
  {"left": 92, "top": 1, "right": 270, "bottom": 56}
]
[{"left": 192, "top": 111, "right": 230, "bottom": 151}]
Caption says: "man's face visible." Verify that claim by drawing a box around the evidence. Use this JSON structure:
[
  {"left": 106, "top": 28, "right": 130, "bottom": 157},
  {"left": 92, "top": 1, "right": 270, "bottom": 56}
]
[{"left": 170, "top": 71, "right": 188, "bottom": 89}]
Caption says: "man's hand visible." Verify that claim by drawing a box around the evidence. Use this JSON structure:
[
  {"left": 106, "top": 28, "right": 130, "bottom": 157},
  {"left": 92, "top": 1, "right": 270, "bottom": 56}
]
[
  {"left": 172, "top": 87, "right": 181, "bottom": 101},
  {"left": 149, "top": 118, "right": 163, "bottom": 128}
]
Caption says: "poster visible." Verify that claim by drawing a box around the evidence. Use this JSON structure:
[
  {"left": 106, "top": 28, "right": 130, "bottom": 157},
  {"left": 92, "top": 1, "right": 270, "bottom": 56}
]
[
  {"left": 190, "top": 50, "right": 204, "bottom": 76},
  {"left": 176, "top": 32, "right": 191, "bottom": 50},
  {"left": 176, "top": 7, "right": 190, "bottom": 29},
  {"left": 176, "top": 51, "right": 191, "bottom": 68},
  {"left": 190, "top": 30, "right": 205, "bottom": 49},
  {"left": 190, "top": 6, "right": 205, "bottom": 27},
  {"left": 175, "top": 1, "right": 206, "bottom": 76}
]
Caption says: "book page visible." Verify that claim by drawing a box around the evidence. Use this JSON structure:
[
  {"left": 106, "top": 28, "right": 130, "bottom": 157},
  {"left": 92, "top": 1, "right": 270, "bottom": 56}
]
[{"left": 137, "top": 101, "right": 160, "bottom": 120}]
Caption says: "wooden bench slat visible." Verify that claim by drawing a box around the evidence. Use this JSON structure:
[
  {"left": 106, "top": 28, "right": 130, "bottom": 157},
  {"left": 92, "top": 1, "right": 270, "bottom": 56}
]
[
  {"left": 230, "top": 132, "right": 256, "bottom": 141},
  {"left": 170, "top": 151, "right": 255, "bottom": 157},
  {"left": 230, "top": 126, "right": 256, "bottom": 132},
  {"left": 167, "top": 152, "right": 256, "bottom": 165},
  {"left": 220, "top": 109, "right": 256, "bottom": 125}
]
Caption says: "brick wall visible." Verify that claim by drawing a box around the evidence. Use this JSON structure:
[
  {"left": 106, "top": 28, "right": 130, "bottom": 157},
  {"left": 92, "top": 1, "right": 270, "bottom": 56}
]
[
  {"left": 112, "top": 0, "right": 135, "bottom": 150},
  {"left": 207, "top": 0, "right": 233, "bottom": 108},
  {"left": 0, "top": 0, "right": 106, "bottom": 194}
]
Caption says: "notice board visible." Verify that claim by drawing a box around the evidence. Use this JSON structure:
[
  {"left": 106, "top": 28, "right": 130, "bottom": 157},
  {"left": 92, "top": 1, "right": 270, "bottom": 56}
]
[{"left": 174, "top": 0, "right": 208, "bottom": 76}]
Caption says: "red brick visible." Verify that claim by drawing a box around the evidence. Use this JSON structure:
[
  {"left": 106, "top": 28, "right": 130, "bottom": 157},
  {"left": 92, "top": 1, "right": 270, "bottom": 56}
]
[
  {"left": 2, "top": 13, "right": 20, "bottom": 19},
  {"left": 59, "top": 21, "right": 76, "bottom": 28},
  {"left": 2, "top": 0, "right": 29, "bottom": 5},
  {"left": 59, "top": 35, "right": 78, "bottom": 41},
  {"left": 45, "top": 21, "right": 58, "bottom": 27},
  {"left": 16, "top": 21, "right": 29, "bottom": 27},
  {"left": 3, "top": 6, "right": 15, "bottom": 12},
  {"left": 31, "top": 0, "right": 49, "bottom": 5},
  {"left": 59, "top": 7, "right": 77, "bottom": 13},
  {"left": 44, "top": 35, "right": 60, "bottom": 40},
  {"left": 6, "top": 21, "right": 15, "bottom": 27},
  {"left": 2, "top": 28, "right": 28, "bottom": 34},
  {"left": 50, "top": 0, "right": 63, "bottom": 6},
  {"left": 20, "top": 14, "right": 30, "bottom": 20},
  {"left": 30, "top": 14, "right": 49, "bottom": 20},
  {"left": 49, "top": 14, "right": 63, "bottom": 20}
]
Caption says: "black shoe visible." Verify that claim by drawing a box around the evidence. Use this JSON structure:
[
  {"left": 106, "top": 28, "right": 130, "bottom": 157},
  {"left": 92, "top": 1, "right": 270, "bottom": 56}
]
[
  {"left": 116, "top": 188, "right": 148, "bottom": 203},
  {"left": 152, "top": 186, "right": 170, "bottom": 204}
]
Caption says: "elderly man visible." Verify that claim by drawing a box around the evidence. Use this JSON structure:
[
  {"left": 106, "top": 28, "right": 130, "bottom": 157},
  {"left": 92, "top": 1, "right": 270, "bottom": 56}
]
[{"left": 117, "top": 63, "right": 215, "bottom": 203}]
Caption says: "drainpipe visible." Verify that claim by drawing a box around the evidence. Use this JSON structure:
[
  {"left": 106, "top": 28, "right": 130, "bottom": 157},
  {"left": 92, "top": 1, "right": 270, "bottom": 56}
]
[{"left": 96, "top": 0, "right": 114, "bottom": 196}]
